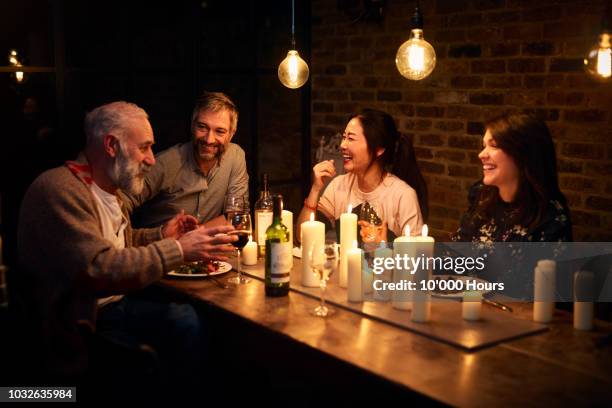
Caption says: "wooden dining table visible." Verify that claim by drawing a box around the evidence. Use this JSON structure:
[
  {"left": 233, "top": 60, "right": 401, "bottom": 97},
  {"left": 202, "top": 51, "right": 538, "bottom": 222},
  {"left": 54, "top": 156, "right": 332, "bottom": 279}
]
[{"left": 159, "top": 256, "right": 612, "bottom": 406}]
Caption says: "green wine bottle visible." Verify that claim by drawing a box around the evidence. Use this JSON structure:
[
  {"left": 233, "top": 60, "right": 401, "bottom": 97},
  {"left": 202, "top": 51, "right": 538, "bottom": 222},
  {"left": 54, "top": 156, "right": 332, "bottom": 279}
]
[{"left": 265, "top": 194, "right": 291, "bottom": 297}]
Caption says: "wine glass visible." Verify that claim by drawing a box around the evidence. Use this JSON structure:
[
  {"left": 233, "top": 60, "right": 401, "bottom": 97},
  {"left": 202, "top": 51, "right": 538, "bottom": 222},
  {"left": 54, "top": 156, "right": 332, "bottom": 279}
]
[
  {"left": 224, "top": 195, "right": 251, "bottom": 285},
  {"left": 309, "top": 240, "right": 339, "bottom": 317}
]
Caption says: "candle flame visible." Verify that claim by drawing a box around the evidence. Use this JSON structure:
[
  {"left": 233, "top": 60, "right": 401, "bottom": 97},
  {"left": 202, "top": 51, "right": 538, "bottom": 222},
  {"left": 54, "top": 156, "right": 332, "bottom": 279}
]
[
  {"left": 309, "top": 212, "right": 314, "bottom": 222},
  {"left": 422, "top": 224, "right": 428, "bottom": 237},
  {"left": 404, "top": 224, "right": 410, "bottom": 237},
  {"left": 347, "top": 203, "right": 352, "bottom": 213}
]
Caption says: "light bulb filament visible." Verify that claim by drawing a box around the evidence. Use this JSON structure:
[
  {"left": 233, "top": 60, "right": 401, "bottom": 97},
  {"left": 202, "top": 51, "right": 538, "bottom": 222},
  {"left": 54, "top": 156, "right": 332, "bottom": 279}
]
[
  {"left": 597, "top": 48, "right": 611, "bottom": 78},
  {"left": 288, "top": 53, "right": 299, "bottom": 84},
  {"left": 408, "top": 44, "right": 425, "bottom": 72}
]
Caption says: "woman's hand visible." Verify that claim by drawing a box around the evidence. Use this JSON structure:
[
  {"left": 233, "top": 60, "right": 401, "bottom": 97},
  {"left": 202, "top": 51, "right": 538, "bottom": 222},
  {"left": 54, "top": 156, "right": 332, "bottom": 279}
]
[{"left": 312, "top": 160, "right": 336, "bottom": 192}]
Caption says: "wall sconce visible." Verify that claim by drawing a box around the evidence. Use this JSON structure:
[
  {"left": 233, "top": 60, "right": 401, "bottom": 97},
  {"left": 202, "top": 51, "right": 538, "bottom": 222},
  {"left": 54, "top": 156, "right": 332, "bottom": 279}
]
[
  {"left": 278, "top": 0, "right": 309, "bottom": 89},
  {"left": 584, "top": 6, "right": 611, "bottom": 80},
  {"left": 395, "top": 2, "right": 436, "bottom": 81},
  {"left": 8, "top": 49, "right": 25, "bottom": 84}
]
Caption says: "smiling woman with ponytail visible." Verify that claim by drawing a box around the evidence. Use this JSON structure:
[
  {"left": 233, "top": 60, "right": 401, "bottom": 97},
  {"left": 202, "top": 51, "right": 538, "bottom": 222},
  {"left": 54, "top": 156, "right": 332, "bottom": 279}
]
[{"left": 297, "top": 108, "right": 428, "bottom": 242}]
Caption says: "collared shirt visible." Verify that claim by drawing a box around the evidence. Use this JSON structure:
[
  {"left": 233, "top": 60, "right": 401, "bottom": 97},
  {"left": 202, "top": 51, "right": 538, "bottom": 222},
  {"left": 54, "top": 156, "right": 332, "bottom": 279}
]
[{"left": 122, "top": 142, "right": 249, "bottom": 228}]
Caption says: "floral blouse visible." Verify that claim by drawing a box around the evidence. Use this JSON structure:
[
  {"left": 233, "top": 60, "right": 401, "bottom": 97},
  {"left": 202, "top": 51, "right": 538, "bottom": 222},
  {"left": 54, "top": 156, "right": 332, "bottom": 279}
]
[{"left": 451, "top": 182, "right": 573, "bottom": 243}]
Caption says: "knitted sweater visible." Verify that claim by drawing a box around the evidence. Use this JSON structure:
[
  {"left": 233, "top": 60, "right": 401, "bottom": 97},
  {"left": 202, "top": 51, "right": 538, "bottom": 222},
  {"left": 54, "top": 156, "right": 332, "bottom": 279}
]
[{"left": 17, "top": 161, "right": 183, "bottom": 377}]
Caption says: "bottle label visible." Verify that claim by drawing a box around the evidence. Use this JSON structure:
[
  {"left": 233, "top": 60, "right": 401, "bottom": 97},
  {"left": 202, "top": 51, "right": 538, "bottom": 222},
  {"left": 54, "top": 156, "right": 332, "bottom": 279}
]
[
  {"left": 257, "top": 212, "right": 274, "bottom": 244},
  {"left": 270, "top": 242, "right": 291, "bottom": 283}
]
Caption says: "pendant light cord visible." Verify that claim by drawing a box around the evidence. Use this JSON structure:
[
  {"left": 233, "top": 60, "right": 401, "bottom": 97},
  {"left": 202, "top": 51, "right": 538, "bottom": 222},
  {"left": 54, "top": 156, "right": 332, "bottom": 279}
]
[{"left": 291, "top": 0, "right": 296, "bottom": 48}]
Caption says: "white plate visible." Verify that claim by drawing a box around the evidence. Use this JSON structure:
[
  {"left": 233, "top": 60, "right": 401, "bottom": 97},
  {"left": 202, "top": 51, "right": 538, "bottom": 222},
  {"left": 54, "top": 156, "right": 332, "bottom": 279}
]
[
  {"left": 167, "top": 261, "right": 232, "bottom": 278},
  {"left": 430, "top": 275, "right": 492, "bottom": 298}
]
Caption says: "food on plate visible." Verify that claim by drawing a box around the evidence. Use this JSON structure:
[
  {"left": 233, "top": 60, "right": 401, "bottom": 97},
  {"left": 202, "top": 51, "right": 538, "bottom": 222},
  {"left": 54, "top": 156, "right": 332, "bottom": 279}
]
[{"left": 175, "top": 260, "right": 220, "bottom": 275}]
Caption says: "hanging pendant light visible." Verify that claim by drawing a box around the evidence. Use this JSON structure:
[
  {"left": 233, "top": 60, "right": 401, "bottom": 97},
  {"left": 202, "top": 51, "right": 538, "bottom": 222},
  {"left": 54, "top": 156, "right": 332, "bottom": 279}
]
[
  {"left": 278, "top": 0, "right": 309, "bottom": 89},
  {"left": 395, "top": 2, "right": 436, "bottom": 81},
  {"left": 584, "top": 5, "right": 611, "bottom": 80},
  {"left": 8, "top": 49, "right": 25, "bottom": 84}
]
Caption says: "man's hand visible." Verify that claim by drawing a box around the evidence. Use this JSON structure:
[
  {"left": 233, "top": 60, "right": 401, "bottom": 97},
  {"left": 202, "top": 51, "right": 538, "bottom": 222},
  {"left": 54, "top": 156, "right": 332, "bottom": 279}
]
[
  {"left": 162, "top": 210, "right": 199, "bottom": 239},
  {"left": 178, "top": 225, "right": 238, "bottom": 262}
]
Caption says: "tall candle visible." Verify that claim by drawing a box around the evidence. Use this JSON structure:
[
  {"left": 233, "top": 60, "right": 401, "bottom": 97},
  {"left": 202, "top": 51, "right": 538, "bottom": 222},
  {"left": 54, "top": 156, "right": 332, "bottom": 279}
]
[
  {"left": 301, "top": 213, "right": 325, "bottom": 287},
  {"left": 242, "top": 235, "right": 258, "bottom": 266},
  {"left": 347, "top": 241, "right": 363, "bottom": 302},
  {"left": 533, "top": 259, "right": 556, "bottom": 323},
  {"left": 462, "top": 291, "right": 482, "bottom": 321},
  {"left": 392, "top": 225, "right": 415, "bottom": 310},
  {"left": 411, "top": 225, "right": 434, "bottom": 323},
  {"left": 574, "top": 270, "right": 594, "bottom": 331},
  {"left": 281, "top": 210, "right": 294, "bottom": 268},
  {"left": 339, "top": 204, "right": 357, "bottom": 288}
]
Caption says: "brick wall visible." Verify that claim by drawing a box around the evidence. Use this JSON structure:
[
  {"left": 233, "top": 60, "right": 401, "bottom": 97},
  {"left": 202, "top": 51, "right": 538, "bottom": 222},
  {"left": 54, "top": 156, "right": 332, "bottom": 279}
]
[{"left": 311, "top": 0, "right": 612, "bottom": 241}]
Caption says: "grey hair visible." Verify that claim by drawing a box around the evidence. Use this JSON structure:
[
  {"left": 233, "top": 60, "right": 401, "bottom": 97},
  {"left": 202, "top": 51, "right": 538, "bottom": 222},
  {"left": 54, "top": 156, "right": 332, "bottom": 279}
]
[
  {"left": 84, "top": 101, "right": 149, "bottom": 145},
  {"left": 191, "top": 91, "right": 238, "bottom": 136}
]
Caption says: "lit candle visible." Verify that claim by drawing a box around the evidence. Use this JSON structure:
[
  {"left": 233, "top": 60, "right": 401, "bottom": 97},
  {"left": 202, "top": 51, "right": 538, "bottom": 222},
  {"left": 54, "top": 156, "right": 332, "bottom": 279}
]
[
  {"left": 282, "top": 210, "right": 294, "bottom": 268},
  {"left": 339, "top": 204, "right": 357, "bottom": 288},
  {"left": 411, "top": 224, "right": 434, "bottom": 323},
  {"left": 242, "top": 235, "right": 258, "bottom": 266},
  {"left": 392, "top": 225, "right": 415, "bottom": 310},
  {"left": 533, "top": 259, "right": 556, "bottom": 323},
  {"left": 347, "top": 240, "right": 363, "bottom": 302},
  {"left": 462, "top": 291, "right": 482, "bottom": 321},
  {"left": 373, "top": 241, "right": 393, "bottom": 301},
  {"left": 574, "top": 270, "right": 594, "bottom": 331},
  {"left": 301, "top": 212, "right": 325, "bottom": 287}
]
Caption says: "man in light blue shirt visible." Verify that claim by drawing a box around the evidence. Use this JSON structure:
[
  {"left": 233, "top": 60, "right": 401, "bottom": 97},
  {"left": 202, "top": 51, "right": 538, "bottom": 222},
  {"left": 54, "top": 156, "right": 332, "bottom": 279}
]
[{"left": 123, "top": 92, "right": 249, "bottom": 228}]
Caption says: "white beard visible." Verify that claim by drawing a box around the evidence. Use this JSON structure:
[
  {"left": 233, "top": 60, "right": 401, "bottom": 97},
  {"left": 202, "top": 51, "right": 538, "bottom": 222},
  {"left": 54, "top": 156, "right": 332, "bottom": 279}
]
[{"left": 109, "top": 143, "right": 149, "bottom": 195}]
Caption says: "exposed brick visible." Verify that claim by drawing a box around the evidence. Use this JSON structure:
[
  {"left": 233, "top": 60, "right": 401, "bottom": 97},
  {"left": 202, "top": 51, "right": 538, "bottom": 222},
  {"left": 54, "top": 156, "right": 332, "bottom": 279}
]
[
  {"left": 434, "top": 91, "right": 469, "bottom": 104},
  {"left": 375, "top": 90, "right": 401, "bottom": 102},
  {"left": 449, "top": 135, "right": 481, "bottom": 149},
  {"left": 434, "top": 120, "right": 464, "bottom": 132},
  {"left": 473, "top": 0, "right": 505, "bottom": 10},
  {"left": 485, "top": 76, "right": 522, "bottom": 88},
  {"left": 585, "top": 162, "right": 612, "bottom": 176},
  {"left": 467, "top": 27, "right": 504, "bottom": 42},
  {"left": 447, "top": 13, "right": 483, "bottom": 27},
  {"left": 484, "top": 11, "right": 521, "bottom": 24},
  {"left": 363, "top": 77, "right": 378, "bottom": 88},
  {"left": 314, "top": 126, "right": 337, "bottom": 137},
  {"left": 325, "top": 64, "right": 347, "bottom": 75},
  {"left": 435, "top": 29, "right": 467, "bottom": 42},
  {"left": 586, "top": 196, "right": 612, "bottom": 212},
  {"left": 417, "top": 134, "right": 445, "bottom": 147},
  {"left": 470, "top": 92, "right": 504, "bottom": 105},
  {"left": 349, "top": 36, "right": 374, "bottom": 49},
  {"left": 488, "top": 43, "right": 520, "bottom": 57},
  {"left": 350, "top": 90, "right": 375, "bottom": 101},
  {"left": 414, "top": 147, "right": 434, "bottom": 160},
  {"left": 506, "top": 92, "right": 546, "bottom": 107},
  {"left": 436, "top": 0, "right": 468, "bottom": 14},
  {"left": 404, "top": 91, "right": 435, "bottom": 103},
  {"left": 549, "top": 58, "right": 584, "bottom": 73},
  {"left": 394, "top": 104, "right": 415, "bottom": 116},
  {"left": 416, "top": 106, "right": 446, "bottom": 118},
  {"left": 564, "top": 110, "right": 607, "bottom": 123},
  {"left": 350, "top": 64, "right": 374, "bottom": 75},
  {"left": 314, "top": 76, "right": 334, "bottom": 88},
  {"left": 558, "top": 159, "right": 583, "bottom": 174},
  {"left": 524, "top": 75, "right": 545, "bottom": 89},
  {"left": 571, "top": 210, "right": 601, "bottom": 228},
  {"left": 467, "top": 121, "right": 485, "bottom": 135},
  {"left": 504, "top": 24, "right": 542, "bottom": 41},
  {"left": 324, "top": 114, "right": 347, "bottom": 127},
  {"left": 436, "top": 150, "right": 466, "bottom": 163},
  {"left": 336, "top": 50, "right": 361, "bottom": 62},
  {"left": 448, "top": 164, "right": 479, "bottom": 178},
  {"left": 429, "top": 205, "right": 461, "bottom": 219},
  {"left": 560, "top": 176, "right": 602, "bottom": 193},
  {"left": 327, "top": 90, "right": 349, "bottom": 101},
  {"left": 448, "top": 44, "right": 482, "bottom": 58},
  {"left": 546, "top": 92, "right": 584, "bottom": 106},
  {"left": 520, "top": 108, "right": 560, "bottom": 121},
  {"left": 471, "top": 60, "right": 506, "bottom": 74},
  {"left": 451, "top": 75, "right": 483, "bottom": 88},
  {"left": 446, "top": 106, "right": 482, "bottom": 120},
  {"left": 522, "top": 42, "right": 556, "bottom": 56},
  {"left": 544, "top": 22, "right": 587, "bottom": 39},
  {"left": 564, "top": 192, "right": 582, "bottom": 208},
  {"left": 507, "top": 58, "right": 545, "bottom": 73},
  {"left": 418, "top": 160, "right": 446, "bottom": 174},
  {"left": 522, "top": 6, "right": 562, "bottom": 22},
  {"left": 313, "top": 102, "right": 334, "bottom": 113}
]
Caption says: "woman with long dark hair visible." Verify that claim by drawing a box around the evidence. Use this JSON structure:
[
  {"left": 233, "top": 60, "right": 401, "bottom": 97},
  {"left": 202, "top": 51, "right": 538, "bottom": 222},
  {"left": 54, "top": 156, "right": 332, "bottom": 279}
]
[
  {"left": 452, "top": 114, "right": 572, "bottom": 242},
  {"left": 298, "top": 109, "right": 428, "bottom": 241}
]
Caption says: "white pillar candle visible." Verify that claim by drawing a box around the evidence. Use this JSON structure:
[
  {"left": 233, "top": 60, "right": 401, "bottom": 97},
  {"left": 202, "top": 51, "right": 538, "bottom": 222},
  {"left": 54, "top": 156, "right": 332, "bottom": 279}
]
[
  {"left": 339, "top": 204, "right": 357, "bottom": 288},
  {"left": 281, "top": 210, "right": 294, "bottom": 268},
  {"left": 242, "top": 236, "right": 258, "bottom": 266},
  {"left": 411, "top": 225, "right": 434, "bottom": 323},
  {"left": 301, "top": 213, "right": 325, "bottom": 287},
  {"left": 347, "top": 241, "right": 363, "bottom": 302},
  {"left": 392, "top": 225, "right": 415, "bottom": 310},
  {"left": 533, "top": 259, "right": 556, "bottom": 323},
  {"left": 462, "top": 291, "right": 482, "bottom": 321},
  {"left": 373, "top": 241, "right": 393, "bottom": 301},
  {"left": 574, "top": 270, "right": 594, "bottom": 331}
]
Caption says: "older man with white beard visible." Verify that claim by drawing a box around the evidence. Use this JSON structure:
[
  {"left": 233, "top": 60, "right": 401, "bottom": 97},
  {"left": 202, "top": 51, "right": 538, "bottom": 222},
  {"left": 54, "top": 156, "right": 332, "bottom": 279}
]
[{"left": 16, "top": 101, "right": 236, "bottom": 386}]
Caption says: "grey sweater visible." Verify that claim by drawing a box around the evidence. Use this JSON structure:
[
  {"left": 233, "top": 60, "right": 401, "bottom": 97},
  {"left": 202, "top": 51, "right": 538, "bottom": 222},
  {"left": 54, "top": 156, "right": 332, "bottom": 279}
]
[{"left": 17, "top": 163, "right": 183, "bottom": 376}]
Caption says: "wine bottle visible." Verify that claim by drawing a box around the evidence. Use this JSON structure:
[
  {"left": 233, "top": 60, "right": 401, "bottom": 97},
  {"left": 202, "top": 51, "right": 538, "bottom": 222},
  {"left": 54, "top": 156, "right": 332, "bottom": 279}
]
[
  {"left": 254, "top": 173, "right": 273, "bottom": 258},
  {"left": 265, "top": 194, "right": 291, "bottom": 297}
]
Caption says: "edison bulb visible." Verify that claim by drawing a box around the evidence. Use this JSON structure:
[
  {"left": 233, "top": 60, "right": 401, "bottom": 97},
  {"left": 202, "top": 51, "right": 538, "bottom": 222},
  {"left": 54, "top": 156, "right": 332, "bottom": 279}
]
[
  {"left": 584, "top": 32, "right": 611, "bottom": 80},
  {"left": 278, "top": 50, "right": 309, "bottom": 89},
  {"left": 15, "top": 71, "right": 24, "bottom": 83},
  {"left": 395, "top": 29, "right": 436, "bottom": 80}
]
